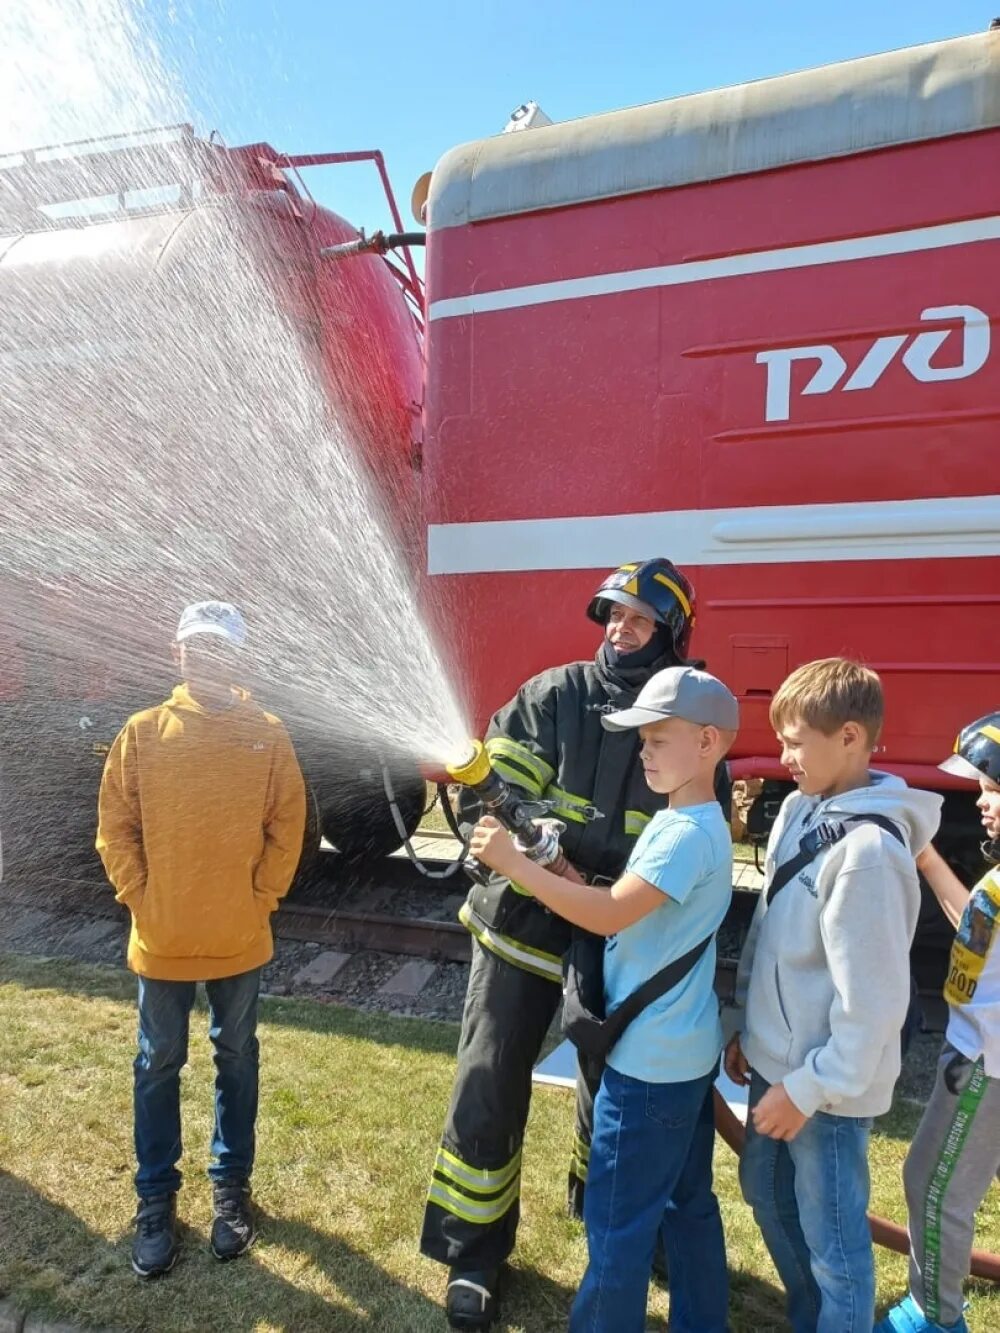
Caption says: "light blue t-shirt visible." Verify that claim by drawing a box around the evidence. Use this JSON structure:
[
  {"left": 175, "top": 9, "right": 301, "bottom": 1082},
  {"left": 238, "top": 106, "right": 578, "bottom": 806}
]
[{"left": 604, "top": 803, "right": 732, "bottom": 1084}]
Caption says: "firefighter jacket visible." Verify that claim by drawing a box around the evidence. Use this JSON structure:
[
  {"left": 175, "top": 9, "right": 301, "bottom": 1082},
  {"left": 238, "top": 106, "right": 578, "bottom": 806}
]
[{"left": 458, "top": 644, "right": 674, "bottom": 981}]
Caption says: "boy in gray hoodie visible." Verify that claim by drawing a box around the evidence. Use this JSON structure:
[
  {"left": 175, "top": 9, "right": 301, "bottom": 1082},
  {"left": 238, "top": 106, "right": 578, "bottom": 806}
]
[{"left": 724, "top": 658, "right": 942, "bottom": 1333}]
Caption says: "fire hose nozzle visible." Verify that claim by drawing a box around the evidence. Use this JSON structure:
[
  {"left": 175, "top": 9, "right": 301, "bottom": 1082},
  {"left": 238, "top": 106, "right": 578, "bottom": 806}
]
[
  {"left": 446, "top": 738, "right": 560, "bottom": 868},
  {"left": 320, "top": 228, "right": 427, "bottom": 262},
  {"left": 320, "top": 236, "right": 375, "bottom": 261},
  {"left": 446, "top": 738, "right": 492, "bottom": 788}
]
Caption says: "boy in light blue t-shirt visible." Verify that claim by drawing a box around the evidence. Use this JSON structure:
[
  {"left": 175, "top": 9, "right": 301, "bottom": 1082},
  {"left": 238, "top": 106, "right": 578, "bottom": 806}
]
[{"left": 471, "top": 666, "right": 737, "bottom": 1333}]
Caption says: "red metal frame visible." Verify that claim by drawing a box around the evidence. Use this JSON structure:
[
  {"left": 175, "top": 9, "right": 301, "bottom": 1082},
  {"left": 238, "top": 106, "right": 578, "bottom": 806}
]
[{"left": 278, "top": 149, "right": 424, "bottom": 315}]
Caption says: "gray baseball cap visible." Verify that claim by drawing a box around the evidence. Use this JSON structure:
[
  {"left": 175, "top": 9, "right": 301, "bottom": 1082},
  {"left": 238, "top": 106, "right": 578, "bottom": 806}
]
[{"left": 601, "top": 665, "right": 739, "bottom": 732}]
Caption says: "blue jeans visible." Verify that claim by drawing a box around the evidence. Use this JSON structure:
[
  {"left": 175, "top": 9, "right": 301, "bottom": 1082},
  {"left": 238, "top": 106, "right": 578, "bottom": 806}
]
[
  {"left": 739, "top": 1072, "right": 874, "bottom": 1333},
  {"left": 134, "top": 969, "right": 261, "bottom": 1198},
  {"left": 570, "top": 1065, "right": 728, "bottom": 1333}
]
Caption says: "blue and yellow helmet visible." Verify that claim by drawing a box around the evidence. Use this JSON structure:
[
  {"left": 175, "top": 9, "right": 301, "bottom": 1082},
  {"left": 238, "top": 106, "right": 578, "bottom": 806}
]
[
  {"left": 940, "top": 712, "right": 1000, "bottom": 785},
  {"left": 587, "top": 559, "right": 695, "bottom": 659}
]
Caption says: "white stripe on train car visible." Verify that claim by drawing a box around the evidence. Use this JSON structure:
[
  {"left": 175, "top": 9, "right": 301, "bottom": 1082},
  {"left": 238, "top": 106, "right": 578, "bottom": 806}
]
[
  {"left": 427, "top": 216, "right": 1000, "bottom": 321},
  {"left": 426, "top": 494, "right": 1000, "bottom": 575}
]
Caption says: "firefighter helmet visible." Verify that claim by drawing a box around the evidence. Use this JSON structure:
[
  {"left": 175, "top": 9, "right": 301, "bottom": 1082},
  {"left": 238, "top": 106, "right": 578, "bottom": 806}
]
[
  {"left": 939, "top": 712, "right": 1000, "bottom": 785},
  {"left": 587, "top": 559, "right": 695, "bottom": 659}
]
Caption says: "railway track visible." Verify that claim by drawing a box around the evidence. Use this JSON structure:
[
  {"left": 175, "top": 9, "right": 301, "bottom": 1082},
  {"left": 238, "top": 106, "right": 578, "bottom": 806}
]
[
  {"left": 276, "top": 897, "right": 470, "bottom": 963},
  {"left": 0, "top": 836, "right": 949, "bottom": 1001},
  {"left": 0, "top": 855, "right": 470, "bottom": 960}
]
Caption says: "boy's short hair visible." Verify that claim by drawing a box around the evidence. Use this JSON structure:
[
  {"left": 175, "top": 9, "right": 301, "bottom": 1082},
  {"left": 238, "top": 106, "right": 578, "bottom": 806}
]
[{"left": 770, "top": 658, "right": 884, "bottom": 746}]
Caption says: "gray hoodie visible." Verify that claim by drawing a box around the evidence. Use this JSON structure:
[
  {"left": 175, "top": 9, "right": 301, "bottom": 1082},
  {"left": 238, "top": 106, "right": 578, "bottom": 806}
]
[{"left": 737, "top": 772, "right": 942, "bottom": 1118}]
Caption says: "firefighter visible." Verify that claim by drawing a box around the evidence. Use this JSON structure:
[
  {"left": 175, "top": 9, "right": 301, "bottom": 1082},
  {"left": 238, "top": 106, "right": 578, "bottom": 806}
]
[{"left": 421, "top": 559, "right": 701, "bottom": 1331}]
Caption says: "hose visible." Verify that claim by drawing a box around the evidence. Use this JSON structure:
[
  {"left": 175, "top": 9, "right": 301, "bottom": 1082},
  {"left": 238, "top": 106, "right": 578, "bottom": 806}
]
[
  {"left": 711, "top": 1091, "right": 1000, "bottom": 1282},
  {"left": 438, "top": 781, "right": 467, "bottom": 842},
  {"left": 380, "top": 761, "right": 466, "bottom": 880}
]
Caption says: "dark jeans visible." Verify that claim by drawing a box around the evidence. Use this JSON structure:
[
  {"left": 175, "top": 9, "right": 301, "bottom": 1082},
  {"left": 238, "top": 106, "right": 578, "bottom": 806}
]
[
  {"left": 570, "top": 1065, "right": 728, "bottom": 1333},
  {"left": 134, "top": 968, "right": 261, "bottom": 1198},
  {"left": 739, "top": 1072, "right": 874, "bottom": 1333}
]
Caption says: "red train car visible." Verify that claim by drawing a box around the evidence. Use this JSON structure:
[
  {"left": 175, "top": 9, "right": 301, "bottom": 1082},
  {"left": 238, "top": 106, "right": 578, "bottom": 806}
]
[{"left": 421, "top": 28, "right": 1000, "bottom": 858}]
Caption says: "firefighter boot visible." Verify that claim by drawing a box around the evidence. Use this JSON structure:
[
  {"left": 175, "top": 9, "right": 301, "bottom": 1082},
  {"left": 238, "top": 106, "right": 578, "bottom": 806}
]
[
  {"left": 211, "top": 1181, "right": 257, "bottom": 1261},
  {"left": 131, "top": 1193, "right": 179, "bottom": 1278},
  {"left": 446, "top": 1267, "right": 500, "bottom": 1329}
]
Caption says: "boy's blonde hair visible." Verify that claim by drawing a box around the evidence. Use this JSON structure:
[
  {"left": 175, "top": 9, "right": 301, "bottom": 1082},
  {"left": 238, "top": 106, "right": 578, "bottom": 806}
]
[{"left": 770, "top": 658, "right": 884, "bottom": 746}]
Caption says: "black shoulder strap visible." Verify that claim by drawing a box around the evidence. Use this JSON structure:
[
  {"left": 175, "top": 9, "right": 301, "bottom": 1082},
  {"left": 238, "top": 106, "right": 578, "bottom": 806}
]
[
  {"left": 604, "top": 932, "right": 713, "bottom": 1039},
  {"left": 766, "top": 813, "right": 906, "bottom": 907},
  {"left": 852, "top": 812, "right": 906, "bottom": 846}
]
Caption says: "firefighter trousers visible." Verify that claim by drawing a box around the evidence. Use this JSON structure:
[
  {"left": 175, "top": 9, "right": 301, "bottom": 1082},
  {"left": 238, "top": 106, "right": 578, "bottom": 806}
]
[{"left": 420, "top": 940, "right": 600, "bottom": 1272}]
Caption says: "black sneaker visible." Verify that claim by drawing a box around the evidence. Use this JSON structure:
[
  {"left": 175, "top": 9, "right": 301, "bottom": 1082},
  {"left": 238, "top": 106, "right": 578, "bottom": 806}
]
[
  {"left": 131, "top": 1193, "right": 179, "bottom": 1279},
  {"left": 446, "top": 1267, "right": 499, "bottom": 1330},
  {"left": 210, "top": 1181, "right": 256, "bottom": 1261}
]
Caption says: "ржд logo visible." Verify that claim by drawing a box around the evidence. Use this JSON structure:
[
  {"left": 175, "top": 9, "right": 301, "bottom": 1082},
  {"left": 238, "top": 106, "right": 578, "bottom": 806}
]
[{"left": 756, "top": 305, "right": 991, "bottom": 423}]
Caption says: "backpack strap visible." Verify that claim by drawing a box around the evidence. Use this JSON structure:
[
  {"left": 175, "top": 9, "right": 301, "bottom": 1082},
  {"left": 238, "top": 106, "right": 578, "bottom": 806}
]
[
  {"left": 602, "top": 932, "right": 713, "bottom": 1045},
  {"left": 766, "top": 813, "right": 906, "bottom": 906},
  {"left": 848, "top": 812, "right": 906, "bottom": 847}
]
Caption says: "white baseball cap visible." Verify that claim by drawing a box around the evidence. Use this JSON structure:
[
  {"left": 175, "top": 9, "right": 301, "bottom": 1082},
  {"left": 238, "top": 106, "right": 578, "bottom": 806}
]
[{"left": 176, "top": 601, "right": 247, "bottom": 648}]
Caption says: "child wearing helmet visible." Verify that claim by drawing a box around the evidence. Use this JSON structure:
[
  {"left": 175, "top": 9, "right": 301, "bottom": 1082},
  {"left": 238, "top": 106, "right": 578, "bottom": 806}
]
[{"left": 877, "top": 713, "right": 1000, "bottom": 1333}]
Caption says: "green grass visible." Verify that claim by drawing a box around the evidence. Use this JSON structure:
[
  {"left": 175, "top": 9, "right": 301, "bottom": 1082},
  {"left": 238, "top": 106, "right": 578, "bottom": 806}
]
[
  {"left": 732, "top": 840, "right": 758, "bottom": 865},
  {"left": 1, "top": 954, "right": 998, "bottom": 1332},
  {"left": 419, "top": 783, "right": 455, "bottom": 835}
]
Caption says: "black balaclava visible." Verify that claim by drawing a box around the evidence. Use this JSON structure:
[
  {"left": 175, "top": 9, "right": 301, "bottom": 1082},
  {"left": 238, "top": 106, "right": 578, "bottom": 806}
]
[
  {"left": 600, "top": 624, "right": 674, "bottom": 672},
  {"left": 596, "top": 624, "right": 676, "bottom": 702},
  {"left": 597, "top": 621, "right": 705, "bottom": 702}
]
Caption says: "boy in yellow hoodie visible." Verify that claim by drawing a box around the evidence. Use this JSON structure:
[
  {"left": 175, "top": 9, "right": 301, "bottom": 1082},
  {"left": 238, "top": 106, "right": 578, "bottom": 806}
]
[{"left": 97, "top": 601, "right": 306, "bottom": 1278}]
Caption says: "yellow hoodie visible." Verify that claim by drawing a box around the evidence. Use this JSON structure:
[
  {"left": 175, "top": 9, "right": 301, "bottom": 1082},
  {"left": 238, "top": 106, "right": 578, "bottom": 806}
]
[{"left": 97, "top": 684, "right": 307, "bottom": 981}]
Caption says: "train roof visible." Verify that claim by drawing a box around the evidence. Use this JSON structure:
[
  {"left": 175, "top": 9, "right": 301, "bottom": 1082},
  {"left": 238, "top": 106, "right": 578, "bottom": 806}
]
[{"left": 429, "top": 29, "right": 1000, "bottom": 230}]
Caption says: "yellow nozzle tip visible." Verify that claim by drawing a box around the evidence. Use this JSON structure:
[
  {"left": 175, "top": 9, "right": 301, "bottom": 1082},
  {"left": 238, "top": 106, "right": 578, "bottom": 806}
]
[{"left": 446, "top": 738, "right": 492, "bottom": 787}]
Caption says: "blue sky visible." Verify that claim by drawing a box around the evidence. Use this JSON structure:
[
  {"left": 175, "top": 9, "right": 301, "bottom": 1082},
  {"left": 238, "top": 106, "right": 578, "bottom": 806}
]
[{"left": 154, "top": 1, "right": 989, "bottom": 235}]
